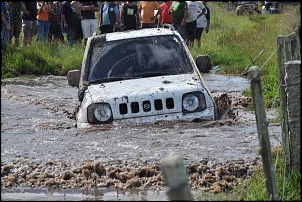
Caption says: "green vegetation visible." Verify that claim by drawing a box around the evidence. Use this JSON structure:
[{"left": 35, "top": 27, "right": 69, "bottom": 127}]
[
  {"left": 2, "top": 42, "right": 85, "bottom": 78},
  {"left": 190, "top": 2, "right": 300, "bottom": 110},
  {"left": 196, "top": 145, "right": 301, "bottom": 201}
]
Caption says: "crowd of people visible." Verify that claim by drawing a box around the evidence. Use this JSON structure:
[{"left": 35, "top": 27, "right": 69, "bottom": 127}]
[{"left": 1, "top": 1, "right": 210, "bottom": 50}]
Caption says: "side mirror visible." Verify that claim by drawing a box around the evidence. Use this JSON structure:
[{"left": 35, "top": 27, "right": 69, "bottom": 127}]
[
  {"left": 66, "top": 69, "right": 80, "bottom": 88},
  {"left": 195, "top": 54, "right": 212, "bottom": 73}
]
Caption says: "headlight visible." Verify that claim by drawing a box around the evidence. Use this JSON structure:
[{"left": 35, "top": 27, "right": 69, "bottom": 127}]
[
  {"left": 87, "top": 103, "right": 113, "bottom": 123},
  {"left": 182, "top": 92, "right": 206, "bottom": 113}
]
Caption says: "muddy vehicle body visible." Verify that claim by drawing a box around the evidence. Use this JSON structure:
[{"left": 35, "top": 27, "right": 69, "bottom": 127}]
[
  {"left": 264, "top": 1, "right": 282, "bottom": 14},
  {"left": 236, "top": 1, "right": 259, "bottom": 15},
  {"left": 67, "top": 27, "right": 217, "bottom": 128}
]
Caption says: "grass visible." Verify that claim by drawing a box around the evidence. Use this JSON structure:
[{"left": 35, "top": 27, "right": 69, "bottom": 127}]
[
  {"left": 195, "top": 145, "right": 301, "bottom": 201},
  {"left": 189, "top": 2, "right": 300, "bottom": 111},
  {"left": 2, "top": 41, "right": 85, "bottom": 78},
  {"left": 234, "top": 145, "right": 301, "bottom": 201}
]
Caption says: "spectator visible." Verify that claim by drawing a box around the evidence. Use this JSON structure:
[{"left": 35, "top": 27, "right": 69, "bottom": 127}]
[
  {"left": 71, "top": 1, "right": 83, "bottom": 44},
  {"left": 8, "top": 2, "right": 26, "bottom": 47},
  {"left": 265, "top": 1, "right": 272, "bottom": 12},
  {"left": 60, "top": 1, "right": 78, "bottom": 46},
  {"left": 36, "top": 1, "right": 50, "bottom": 42},
  {"left": 99, "top": 1, "right": 120, "bottom": 34},
  {"left": 170, "top": 1, "right": 188, "bottom": 40},
  {"left": 138, "top": 1, "right": 161, "bottom": 29},
  {"left": 1, "top": 1, "right": 11, "bottom": 50},
  {"left": 22, "top": 2, "right": 37, "bottom": 46},
  {"left": 79, "top": 1, "right": 99, "bottom": 46},
  {"left": 257, "top": 1, "right": 262, "bottom": 14},
  {"left": 185, "top": 1, "right": 205, "bottom": 47},
  {"left": 48, "top": 1, "right": 64, "bottom": 44},
  {"left": 121, "top": 1, "right": 140, "bottom": 31},
  {"left": 114, "top": 1, "right": 124, "bottom": 31},
  {"left": 157, "top": 1, "right": 172, "bottom": 28},
  {"left": 196, "top": 0, "right": 210, "bottom": 47}
]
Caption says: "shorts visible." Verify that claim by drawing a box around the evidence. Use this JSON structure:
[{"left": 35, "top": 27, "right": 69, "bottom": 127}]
[
  {"left": 142, "top": 23, "right": 156, "bottom": 29},
  {"left": 22, "top": 20, "right": 36, "bottom": 37},
  {"left": 100, "top": 24, "right": 114, "bottom": 34},
  {"left": 185, "top": 20, "right": 197, "bottom": 41},
  {"left": 195, "top": 27, "right": 204, "bottom": 40},
  {"left": 10, "top": 19, "right": 22, "bottom": 38},
  {"left": 81, "top": 19, "right": 98, "bottom": 39}
]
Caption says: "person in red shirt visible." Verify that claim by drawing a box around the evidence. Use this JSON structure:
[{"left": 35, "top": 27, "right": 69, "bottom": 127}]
[{"left": 157, "top": 1, "right": 172, "bottom": 28}]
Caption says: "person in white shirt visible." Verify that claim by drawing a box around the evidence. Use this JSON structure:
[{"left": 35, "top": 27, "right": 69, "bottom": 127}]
[
  {"left": 196, "top": 1, "right": 210, "bottom": 47},
  {"left": 185, "top": 1, "right": 205, "bottom": 47}
]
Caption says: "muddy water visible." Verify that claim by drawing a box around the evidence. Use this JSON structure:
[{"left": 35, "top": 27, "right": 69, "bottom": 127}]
[{"left": 1, "top": 73, "right": 281, "bottom": 201}]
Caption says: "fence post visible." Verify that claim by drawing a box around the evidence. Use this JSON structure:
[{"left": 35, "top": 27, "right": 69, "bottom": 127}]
[
  {"left": 248, "top": 66, "right": 279, "bottom": 201},
  {"left": 284, "top": 34, "right": 292, "bottom": 61},
  {"left": 284, "top": 61, "right": 301, "bottom": 171},
  {"left": 277, "top": 35, "right": 291, "bottom": 170},
  {"left": 161, "top": 155, "right": 193, "bottom": 201},
  {"left": 295, "top": 26, "right": 301, "bottom": 60}
]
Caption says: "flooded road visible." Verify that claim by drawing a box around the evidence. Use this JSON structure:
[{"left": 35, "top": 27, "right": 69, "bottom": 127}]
[{"left": 1, "top": 73, "right": 281, "bottom": 201}]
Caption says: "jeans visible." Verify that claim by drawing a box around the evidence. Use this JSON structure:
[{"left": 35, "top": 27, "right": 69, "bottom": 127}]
[
  {"left": 63, "top": 25, "right": 76, "bottom": 46},
  {"left": 1, "top": 23, "right": 9, "bottom": 50},
  {"left": 36, "top": 19, "right": 50, "bottom": 42}
]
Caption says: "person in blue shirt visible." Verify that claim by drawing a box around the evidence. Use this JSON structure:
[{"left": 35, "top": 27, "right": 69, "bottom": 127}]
[
  {"left": 1, "top": 1, "right": 11, "bottom": 50},
  {"left": 99, "top": 1, "right": 120, "bottom": 34}
]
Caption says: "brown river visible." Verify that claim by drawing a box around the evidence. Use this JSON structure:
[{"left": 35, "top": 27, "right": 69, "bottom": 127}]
[{"left": 1, "top": 73, "right": 281, "bottom": 201}]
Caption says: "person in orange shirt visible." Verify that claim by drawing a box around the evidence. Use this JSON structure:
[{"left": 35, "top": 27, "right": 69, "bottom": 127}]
[
  {"left": 138, "top": 1, "right": 161, "bottom": 29},
  {"left": 36, "top": 1, "right": 50, "bottom": 42},
  {"left": 157, "top": 1, "right": 172, "bottom": 28}
]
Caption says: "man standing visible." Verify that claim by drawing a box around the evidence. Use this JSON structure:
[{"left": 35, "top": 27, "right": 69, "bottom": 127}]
[
  {"left": 8, "top": 2, "right": 26, "bottom": 46},
  {"left": 60, "top": 1, "right": 78, "bottom": 46},
  {"left": 185, "top": 1, "right": 205, "bottom": 47},
  {"left": 1, "top": 1, "right": 11, "bottom": 50},
  {"left": 138, "top": 1, "right": 161, "bottom": 29},
  {"left": 121, "top": 1, "right": 140, "bottom": 31},
  {"left": 157, "top": 1, "right": 172, "bottom": 28},
  {"left": 196, "top": 1, "right": 210, "bottom": 47},
  {"left": 170, "top": 1, "right": 188, "bottom": 40},
  {"left": 79, "top": 1, "right": 99, "bottom": 45},
  {"left": 99, "top": 1, "right": 120, "bottom": 34},
  {"left": 22, "top": 2, "right": 37, "bottom": 46},
  {"left": 48, "top": 1, "right": 64, "bottom": 44}
]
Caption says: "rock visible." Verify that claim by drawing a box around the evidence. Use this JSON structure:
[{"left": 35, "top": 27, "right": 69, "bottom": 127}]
[
  {"left": 196, "top": 54, "right": 212, "bottom": 73},
  {"left": 66, "top": 70, "right": 80, "bottom": 88}
]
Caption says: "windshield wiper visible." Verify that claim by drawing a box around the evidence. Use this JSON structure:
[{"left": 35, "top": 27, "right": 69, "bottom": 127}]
[
  {"left": 132, "top": 72, "right": 171, "bottom": 78},
  {"left": 90, "top": 77, "right": 138, "bottom": 84}
]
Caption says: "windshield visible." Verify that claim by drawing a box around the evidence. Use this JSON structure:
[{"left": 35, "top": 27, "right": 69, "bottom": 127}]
[{"left": 88, "top": 35, "right": 193, "bottom": 83}]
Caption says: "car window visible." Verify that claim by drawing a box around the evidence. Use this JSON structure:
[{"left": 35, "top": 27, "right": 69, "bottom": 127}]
[{"left": 88, "top": 35, "right": 193, "bottom": 83}]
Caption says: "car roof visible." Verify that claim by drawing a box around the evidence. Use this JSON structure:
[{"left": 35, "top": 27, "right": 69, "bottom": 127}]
[{"left": 104, "top": 28, "right": 179, "bottom": 41}]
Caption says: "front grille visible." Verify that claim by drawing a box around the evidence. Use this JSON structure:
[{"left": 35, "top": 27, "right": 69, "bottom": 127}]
[{"left": 119, "top": 98, "right": 175, "bottom": 115}]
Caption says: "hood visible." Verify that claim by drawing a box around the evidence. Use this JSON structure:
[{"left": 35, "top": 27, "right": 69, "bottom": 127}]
[{"left": 86, "top": 74, "right": 207, "bottom": 103}]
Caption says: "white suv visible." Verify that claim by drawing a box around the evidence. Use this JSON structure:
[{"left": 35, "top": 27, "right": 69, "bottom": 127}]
[{"left": 68, "top": 27, "right": 217, "bottom": 128}]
